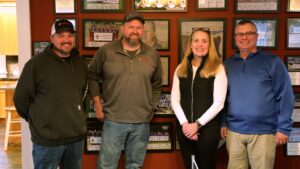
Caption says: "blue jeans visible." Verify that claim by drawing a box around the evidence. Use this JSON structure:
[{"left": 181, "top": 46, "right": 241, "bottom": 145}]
[
  {"left": 32, "top": 140, "right": 83, "bottom": 169},
  {"left": 97, "top": 120, "right": 150, "bottom": 169}
]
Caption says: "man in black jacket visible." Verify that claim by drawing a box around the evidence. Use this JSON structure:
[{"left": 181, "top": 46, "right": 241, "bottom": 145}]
[{"left": 14, "top": 19, "right": 87, "bottom": 169}]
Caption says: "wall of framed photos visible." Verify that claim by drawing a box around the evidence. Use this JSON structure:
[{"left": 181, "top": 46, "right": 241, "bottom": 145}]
[{"left": 29, "top": 0, "right": 300, "bottom": 168}]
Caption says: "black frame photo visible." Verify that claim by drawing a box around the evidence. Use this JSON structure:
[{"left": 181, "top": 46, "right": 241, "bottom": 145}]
[
  {"left": 286, "top": 127, "right": 300, "bottom": 156},
  {"left": 287, "top": 18, "right": 300, "bottom": 49},
  {"left": 32, "top": 41, "right": 50, "bottom": 56},
  {"left": 154, "top": 91, "right": 173, "bottom": 117},
  {"left": 147, "top": 122, "right": 174, "bottom": 151},
  {"left": 160, "top": 55, "right": 170, "bottom": 86},
  {"left": 233, "top": 18, "right": 278, "bottom": 49},
  {"left": 196, "top": 0, "right": 227, "bottom": 11},
  {"left": 178, "top": 18, "right": 226, "bottom": 63},
  {"left": 285, "top": 55, "right": 300, "bottom": 86},
  {"left": 234, "top": 0, "right": 280, "bottom": 13},
  {"left": 84, "top": 118, "right": 103, "bottom": 154},
  {"left": 287, "top": 0, "right": 300, "bottom": 12},
  {"left": 143, "top": 19, "right": 170, "bottom": 51},
  {"left": 80, "top": 0, "right": 124, "bottom": 13},
  {"left": 133, "top": 0, "right": 187, "bottom": 12},
  {"left": 54, "top": 0, "right": 76, "bottom": 14},
  {"left": 82, "top": 19, "right": 122, "bottom": 50}
]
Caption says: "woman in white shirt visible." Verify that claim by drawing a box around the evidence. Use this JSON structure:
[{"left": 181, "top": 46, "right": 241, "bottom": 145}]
[{"left": 171, "top": 27, "right": 227, "bottom": 169}]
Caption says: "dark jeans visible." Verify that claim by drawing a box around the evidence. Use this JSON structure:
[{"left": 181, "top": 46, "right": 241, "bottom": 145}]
[
  {"left": 32, "top": 140, "right": 83, "bottom": 169},
  {"left": 177, "top": 124, "right": 220, "bottom": 169}
]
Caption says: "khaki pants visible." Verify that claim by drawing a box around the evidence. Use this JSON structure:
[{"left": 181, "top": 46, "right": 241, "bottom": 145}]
[{"left": 226, "top": 130, "right": 276, "bottom": 169}]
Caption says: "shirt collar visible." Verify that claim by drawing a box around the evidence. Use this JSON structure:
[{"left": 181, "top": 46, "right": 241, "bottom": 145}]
[{"left": 233, "top": 48, "right": 262, "bottom": 60}]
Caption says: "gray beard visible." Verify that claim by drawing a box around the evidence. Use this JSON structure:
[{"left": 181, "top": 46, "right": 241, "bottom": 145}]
[{"left": 124, "top": 36, "right": 140, "bottom": 48}]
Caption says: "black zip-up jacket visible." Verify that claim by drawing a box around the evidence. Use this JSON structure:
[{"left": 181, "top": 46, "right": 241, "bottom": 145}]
[{"left": 13, "top": 46, "right": 88, "bottom": 146}]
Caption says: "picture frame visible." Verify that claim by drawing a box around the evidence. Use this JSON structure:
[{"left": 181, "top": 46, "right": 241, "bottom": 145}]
[
  {"left": 287, "top": 0, "right": 300, "bottom": 12},
  {"left": 143, "top": 19, "right": 170, "bottom": 51},
  {"left": 285, "top": 56, "right": 300, "bottom": 86},
  {"left": 32, "top": 41, "right": 51, "bottom": 56},
  {"left": 196, "top": 0, "right": 227, "bottom": 11},
  {"left": 234, "top": 0, "right": 280, "bottom": 13},
  {"left": 80, "top": 0, "right": 124, "bottom": 13},
  {"left": 292, "top": 108, "right": 300, "bottom": 123},
  {"left": 54, "top": 0, "right": 76, "bottom": 14},
  {"left": 178, "top": 18, "right": 226, "bottom": 63},
  {"left": 147, "top": 122, "right": 174, "bottom": 151},
  {"left": 82, "top": 19, "right": 122, "bottom": 50},
  {"left": 154, "top": 91, "right": 174, "bottom": 117},
  {"left": 286, "top": 127, "right": 300, "bottom": 156},
  {"left": 160, "top": 55, "right": 170, "bottom": 86},
  {"left": 295, "top": 93, "right": 300, "bottom": 107},
  {"left": 287, "top": 18, "right": 300, "bottom": 49},
  {"left": 233, "top": 18, "right": 278, "bottom": 49},
  {"left": 133, "top": 0, "right": 187, "bottom": 12},
  {"left": 84, "top": 118, "right": 103, "bottom": 154}
]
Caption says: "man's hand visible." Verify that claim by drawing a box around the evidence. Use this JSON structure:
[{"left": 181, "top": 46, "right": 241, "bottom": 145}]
[
  {"left": 93, "top": 96, "right": 105, "bottom": 121},
  {"left": 220, "top": 127, "right": 228, "bottom": 139},
  {"left": 275, "top": 132, "right": 289, "bottom": 145}
]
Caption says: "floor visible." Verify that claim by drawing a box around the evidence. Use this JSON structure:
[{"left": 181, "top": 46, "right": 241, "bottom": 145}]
[{"left": 0, "top": 119, "right": 22, "bottom": 169}]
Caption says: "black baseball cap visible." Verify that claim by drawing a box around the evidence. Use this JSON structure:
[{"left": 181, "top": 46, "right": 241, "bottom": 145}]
[
  {"left": 51, "top": 19, "right": 76, "bottom": 35},
  {"left": 123, "top": 11, "right": 145, "bottom": 24}
]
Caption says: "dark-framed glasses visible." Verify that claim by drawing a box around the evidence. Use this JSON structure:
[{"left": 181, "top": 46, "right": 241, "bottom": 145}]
[
  {"left": 192, "top": 27, "right": 210, "bottom": 33},
  {"left": 235, "top": 31, "right": 257, "bottom": 38}
]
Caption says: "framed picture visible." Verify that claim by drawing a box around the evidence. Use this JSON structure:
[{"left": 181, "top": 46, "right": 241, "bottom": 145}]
[
  {"left": 84, "top": 118, "right": 103, "bottom": 154},
  {"left": 80, "top": 0, "right": 124, "bottom": 13},
  {"left": 234, "top": 0, "right": 280, "bottom": 13},
  {"left": 32, "top": 41, "right": 50, "bottom": 56},
  {"left": 295, "top": 93, "right": 300, "bottom": 107},
  {"left": 292, "top": 108, "right": 300, "bottom": 123},
  {"left": 178, "top": 18, "right": 226, "bottom": 62},
  {"left": 196, "top": 0, "right": 227, "bottom": 10},
  {"left": 287, "top": 0, "right": 300, "bottom": 12},
  {"left": 161, "top": 56, "right": 170, "bottom": 86},
  {"left": 286, "top": 127, "right": 300, "bottom": 156},
  {"left": 285, "top": 56, "right": 300, "bottom": 86},
  {"left": 287, "top": 18, "right": 300, "bottom": 49},
  {"left": 82, "top": 19, "right": 122, "bottom": 50},
  {"left": 133, "top": 0, "right": 187, "bottom": 12},
  {"left": 154, "top": 91, "right": 174, "bottom": 117},
  {"left": 233, "top": 18, "right": 278, "bottom": 49},
  {"left": 147, "top": 122, "right": 173, "bottom": 151},
  {"left": 54, "top": 0, "right": 76, "bottom": 14},
  {"left": 143, "top": 19, "right": 170, "bottom": 51}
]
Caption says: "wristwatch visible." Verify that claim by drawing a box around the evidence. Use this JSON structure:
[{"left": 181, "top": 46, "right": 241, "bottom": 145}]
[{"left": 195, "top": 120, "right": 202, "bottom": 128}]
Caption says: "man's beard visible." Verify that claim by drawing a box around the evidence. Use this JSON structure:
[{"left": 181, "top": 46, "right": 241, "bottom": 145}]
[
  {"left": 124, "top": 34, "right": 140, "bottom": 47},
  {"left": 53, "top": 43, "right": 73, "bottom": 56}
]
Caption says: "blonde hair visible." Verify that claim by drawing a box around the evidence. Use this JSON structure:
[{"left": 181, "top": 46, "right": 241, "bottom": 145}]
[{"left": 177, "top": 29, "right": 222, "bottom": 78}]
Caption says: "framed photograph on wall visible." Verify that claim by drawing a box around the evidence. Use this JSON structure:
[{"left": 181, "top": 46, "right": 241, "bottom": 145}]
[
  {"left": 82, "top": 19, "right": 122, "bottom": 50},
  {"left": 285, "top": 55, "right": 300, "bottom": 86},
  {"left": 80, "top": 0, "right": 124, "bottom": 13},
  {"left": 233, "top": 18, "right": 278, "bottom": 49},
  {"left": 160, "top": 55, "right": 170, "bottom": 86},
  {"left": 234, "top": 0, "right": 280, "bottom": 13},
  {"left": 84, "top": 118, "right": 103, "bottom": 154},
  {"left": 178, "top": 18, "right": 226, "bottom": 62},
  {"left": 196, "top": 0, "right": 227, "bottom": 10},
  {"left": 286, "top": 127, "right": 300, "bottom": 156},
  {"left": 147, "top": 122, "right": 173, "bottom": 151},
  {"left": 133, "top": 0, "right": 187, "bottom": 12},
  {"left": 143, "top": 19, "right": 169, "bottom": 51},
  {"left": 287, "top": 18, "right": 300, "bottom": 49},
  {"left": 154, "top": 91, "right": 173, "bottom": 117},
  {"left": 287, "top": 0, "right": 300, "bottom": 12},
  {"left": 32, "top": 41, "right": 51, "bottom": 56},
  {"left": 54, "top": 0, "right": 76, "bottom": 14}
]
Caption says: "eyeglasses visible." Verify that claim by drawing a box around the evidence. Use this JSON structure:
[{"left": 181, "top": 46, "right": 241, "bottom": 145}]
[
  {"left": 192, "top": 27, "right": 210, "bottom": 33},
  {"left": 235, "top": 31, "right": 257, "bottom": 38}
]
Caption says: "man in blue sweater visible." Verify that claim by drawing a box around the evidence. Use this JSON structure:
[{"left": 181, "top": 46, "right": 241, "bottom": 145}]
[{"left": 221, "top": 20, "right": 294, "bottom": 169}]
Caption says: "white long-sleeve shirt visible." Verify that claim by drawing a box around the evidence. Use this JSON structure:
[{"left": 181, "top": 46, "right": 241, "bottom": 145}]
[{"left": 171, "top": 65, "right": 228, "bottom": 126}]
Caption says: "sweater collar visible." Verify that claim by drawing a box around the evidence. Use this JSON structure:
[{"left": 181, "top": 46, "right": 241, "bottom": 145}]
[{"left": 234, "top": 48, "right": 262, "bottom": 60}]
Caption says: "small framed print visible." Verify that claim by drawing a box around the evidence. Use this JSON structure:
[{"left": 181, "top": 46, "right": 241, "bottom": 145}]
[
  {"left": 143, "top": 19, "right": 170, "bottom": 51},
  {"left": 287, "top": 0, "right": 300, "bottom": 12},
  {"left": 234, "top": 0, "right": 280, "bottom": 13},
  {"left": 292, "top": 108, "right": 300, "bottom": 123},
  {"left": 133, "top": 0, "right": 187, "bottom": 12},
  {"left": 285, "top": 56, "right": 300, "bottom": 86},
  {"left": 196, "top": 0, "right": 227, "bottom": 11},
  {"left": 287, "top": 18, "right": 300, "bottom": 49},
  {"left": 82, "top": 19, "right": 122, "bottom": 50},
  {"left": 233, "top": 18, "right": 278, "bottom": 49},
  {"left": 80, "top": 0, "right": 124, "bottom": 13},
  {"left": 161, "top": 56, "right": 170, "bottom": 86},
  {"left": 32, "top": 41, "right": 51, "bottom": 56},
  {"left": 84, "top": 118, "right": 103, "bottom": 154},
  {"left": 147, "top": 122, "right": 173, "bottom": 151},
  {"left": 295, "top": 93, "right": 300, "bottom": 107},
  {"left": 154, "top": 92, "right": 174, "bottom": 117},
  {"left": 54, "top": 0, "right": 76, "bottom": 14},
  {"left": 178, "top": 18, "right": 226, "bottom": 62},
  {"left": 286, "top": 128, "right": 300, "bottom": 156}
]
